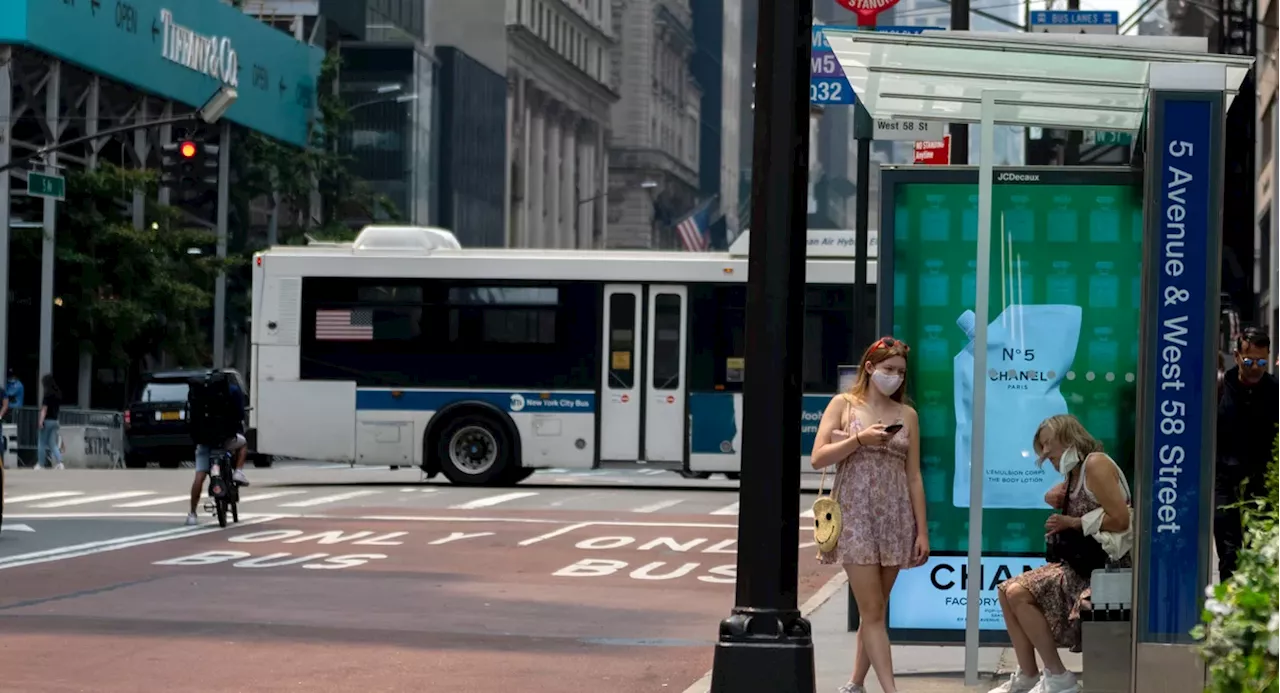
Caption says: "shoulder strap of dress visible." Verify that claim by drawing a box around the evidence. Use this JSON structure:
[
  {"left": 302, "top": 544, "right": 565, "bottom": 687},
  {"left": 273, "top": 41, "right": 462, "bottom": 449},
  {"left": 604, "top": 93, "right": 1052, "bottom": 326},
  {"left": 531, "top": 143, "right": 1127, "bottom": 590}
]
[
  {"left": 839, "top": 394, "right": 852, "bottom": 431},
  {"left": 1080, "top": 453, "right": 1132, "bottom": 501}
]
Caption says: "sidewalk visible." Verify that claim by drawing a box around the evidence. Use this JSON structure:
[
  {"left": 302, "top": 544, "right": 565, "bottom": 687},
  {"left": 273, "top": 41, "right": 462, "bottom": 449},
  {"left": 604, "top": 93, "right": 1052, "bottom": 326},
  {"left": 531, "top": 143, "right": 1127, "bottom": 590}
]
[{"left": 684, "top": 572, "right": 1082, "bottom": 693}]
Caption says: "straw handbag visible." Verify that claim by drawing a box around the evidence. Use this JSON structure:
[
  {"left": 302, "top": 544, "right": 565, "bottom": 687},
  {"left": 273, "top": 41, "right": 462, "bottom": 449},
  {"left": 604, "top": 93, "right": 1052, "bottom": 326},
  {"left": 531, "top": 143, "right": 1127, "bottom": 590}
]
[{"left": 812, "top": 396, "right": 851, "bottom": 554}]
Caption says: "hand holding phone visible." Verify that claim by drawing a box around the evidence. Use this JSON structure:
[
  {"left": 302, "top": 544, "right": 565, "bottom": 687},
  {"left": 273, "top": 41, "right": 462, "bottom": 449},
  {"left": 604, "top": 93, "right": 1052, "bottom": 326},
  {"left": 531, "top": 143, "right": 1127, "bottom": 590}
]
[{"left": 883, "top": 421, "right": 904, "bottom": 435}]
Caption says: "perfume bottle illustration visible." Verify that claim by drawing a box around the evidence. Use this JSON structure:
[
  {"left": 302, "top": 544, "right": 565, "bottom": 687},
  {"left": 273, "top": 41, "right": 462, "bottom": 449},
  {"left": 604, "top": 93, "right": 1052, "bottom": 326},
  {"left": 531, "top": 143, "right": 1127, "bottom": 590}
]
[
  {"left": 1087, "top": 326, "right": 1119, "bottom": 374},
  {"left": 1131, "top": 275, "right": 1142, "bottom": 310},
  {"left": 962, "top": 260, "right": 978, "bottom": 308},
  {"left": 1004, "top": 259, "right": 1035, "bottom": 305},
  {"left": 921, "top": 390, "right": 948, "bottom": 438},
  {"left": 1089, "top": 261, "right": 1119, "bottom": 308},
  {"left": 896, "top": 204, "right": 912, "bottom": 243},
  {"left": 921, "top": 194, "right": 951, "bottom": 242},
  {"left": 1046, "top": 261, "right": 1078, "bottom": 304},
  {"left": 1047, "top": 195, "right": 1079, "bottom": 243},
  {"left": 962, "top": 194, "right": 979, "bottom": 242},
  {"left": 895, "top": 270, "right": 909, "bottom": 307},
  {"left": 1004, "top": 194, "right": 1035, "bottom": 244},
  {"left": 1131, "top": 207, "right": 1144, "bottom": 244},
  {"left": 1089, "top": 196, "right": 1120, "bottom": 243},
  {"left": 920, "top": 259, "right": 949, "bottom": 307},
  {"left": 921, "top": 325, "right": 950, "bottom": 373},
  {"left": 1001, "top": 522, "right": 1029, "bottom": 552},
  {"left": 924, "top": 455, "right": 947, "bottom": 500},
  {"left": 1086, "top": 391, "right": 1118, "bottom": 442}
]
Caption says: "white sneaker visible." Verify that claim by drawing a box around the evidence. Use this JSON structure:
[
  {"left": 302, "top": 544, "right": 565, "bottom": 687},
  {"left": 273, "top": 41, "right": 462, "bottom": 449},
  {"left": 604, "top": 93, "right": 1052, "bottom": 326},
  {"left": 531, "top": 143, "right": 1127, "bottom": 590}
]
[
  {"left": 1031, "top": 670, "right": 1079, "bottom": 693},
  {"left": 232, "top": 469, "right": 249, "bottom": 486},
  {"left": 54, "top": 463, "right": 64, "bottom": 470},
  {"left": 185, "top": 513, "right": 198, "bottom": 526},
  {"left": 837, "top": 683, "right": 866, "bottom": 693},
  {"left": 989, "top": 670, "right": 1039, "bottom": 693}
]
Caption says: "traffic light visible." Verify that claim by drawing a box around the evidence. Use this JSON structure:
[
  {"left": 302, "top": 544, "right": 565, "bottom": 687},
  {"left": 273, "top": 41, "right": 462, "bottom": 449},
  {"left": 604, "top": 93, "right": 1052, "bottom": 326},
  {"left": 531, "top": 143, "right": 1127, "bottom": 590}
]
[{"left": 160, "top": 137, "right": 220, "bottom": 198}]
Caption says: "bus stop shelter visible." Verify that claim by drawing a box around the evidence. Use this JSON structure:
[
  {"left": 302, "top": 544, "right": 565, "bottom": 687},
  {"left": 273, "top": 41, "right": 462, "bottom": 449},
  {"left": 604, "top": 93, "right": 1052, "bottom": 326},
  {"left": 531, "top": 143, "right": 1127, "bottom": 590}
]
[{"left": 821, "top": 27, "right": 1254, "bottom": 693}]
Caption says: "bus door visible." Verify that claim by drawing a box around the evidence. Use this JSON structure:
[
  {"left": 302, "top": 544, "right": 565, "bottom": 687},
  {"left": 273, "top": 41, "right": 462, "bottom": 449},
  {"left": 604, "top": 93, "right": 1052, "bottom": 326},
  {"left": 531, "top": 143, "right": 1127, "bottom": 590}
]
[
  {"left": 643, "top": 285, "right": 688, "bottom": 462},
  {"left": 600, "top": 285, "right": 643, "bottom": 461}
]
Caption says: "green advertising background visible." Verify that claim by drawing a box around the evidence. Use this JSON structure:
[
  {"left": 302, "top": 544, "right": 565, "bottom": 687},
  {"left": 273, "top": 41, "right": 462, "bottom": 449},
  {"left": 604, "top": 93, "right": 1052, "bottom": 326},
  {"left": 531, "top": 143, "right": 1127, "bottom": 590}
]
[{"left": 880, "top": 167, "right": 1143, "bottom": 556}]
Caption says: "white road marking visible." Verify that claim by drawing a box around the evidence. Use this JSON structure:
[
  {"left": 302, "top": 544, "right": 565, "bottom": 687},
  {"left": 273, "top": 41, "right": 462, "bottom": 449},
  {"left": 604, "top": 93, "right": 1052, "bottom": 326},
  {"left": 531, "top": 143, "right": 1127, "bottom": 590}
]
[
  {"left": 114, "top": 494, "right": 191, "bottom": 508},
  {"left": 236, "top": 490, "right": 307, "bottom": 503},
  {"left": 709, "top": 502, "right": 739, "bottom": 516},
  {"left": 631, "top": 499, "right": 684, "bottom": 513},
  {"left": 1, "top": 523, "right": 35, "bottom": 532},
  {"left": 449, "top": 491, "right": 538, "bottom": 510},
  {"left": 0, "top": 516, "right": 280, "bottom": 571},
  {"left": 4, "top": 491, "right": 83, "bottom": 504},
  {"left": 278, "top": 490, "right": 380, "bottom": 508},
  {"left": 4, "top": 510, "right": 755, "bottom": 530},
  {"left": 32, "top": 491, "right": 154, "bottom": 508},
  {"left": 517, "top": 522, "right": 593, "bottom": 546},
  {"left": 800, "top": 508, "right": 815, "bottom": 518}
]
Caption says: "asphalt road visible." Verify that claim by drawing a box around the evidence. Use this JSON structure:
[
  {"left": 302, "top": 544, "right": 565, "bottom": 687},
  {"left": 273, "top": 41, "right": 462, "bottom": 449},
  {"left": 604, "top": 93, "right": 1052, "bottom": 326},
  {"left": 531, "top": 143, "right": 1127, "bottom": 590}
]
[{"left": 0, "top": 465, "right": 835, "bottom": 693}]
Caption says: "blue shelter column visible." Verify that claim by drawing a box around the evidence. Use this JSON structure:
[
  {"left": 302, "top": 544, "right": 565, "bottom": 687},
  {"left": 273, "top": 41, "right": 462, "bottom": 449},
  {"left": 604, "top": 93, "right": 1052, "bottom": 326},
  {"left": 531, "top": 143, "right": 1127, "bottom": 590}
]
[{"left": 1133, "top": 63, "right": 1228, "bottom": 693}]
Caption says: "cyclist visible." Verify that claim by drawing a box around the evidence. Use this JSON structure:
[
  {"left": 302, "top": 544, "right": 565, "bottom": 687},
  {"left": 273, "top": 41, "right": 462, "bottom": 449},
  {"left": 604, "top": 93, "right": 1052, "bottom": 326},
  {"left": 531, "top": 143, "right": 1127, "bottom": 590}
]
[{"left": 185, "top": 375, "right": 250, "bottom": 526}]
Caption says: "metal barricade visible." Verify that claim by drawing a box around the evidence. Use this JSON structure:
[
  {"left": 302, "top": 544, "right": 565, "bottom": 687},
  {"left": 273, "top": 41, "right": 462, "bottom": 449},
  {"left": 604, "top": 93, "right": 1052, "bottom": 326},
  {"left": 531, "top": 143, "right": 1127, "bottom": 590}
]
[{"left": 3, "top": 406, "right": 125, "bottom": 469}]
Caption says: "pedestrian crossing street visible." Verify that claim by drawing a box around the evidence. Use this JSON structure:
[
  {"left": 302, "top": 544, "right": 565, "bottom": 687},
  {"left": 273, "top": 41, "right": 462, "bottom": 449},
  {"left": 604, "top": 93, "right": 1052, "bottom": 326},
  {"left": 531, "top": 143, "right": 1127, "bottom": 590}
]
[{"left": 5, "top": 482, "right": 820, "bottom": 518}]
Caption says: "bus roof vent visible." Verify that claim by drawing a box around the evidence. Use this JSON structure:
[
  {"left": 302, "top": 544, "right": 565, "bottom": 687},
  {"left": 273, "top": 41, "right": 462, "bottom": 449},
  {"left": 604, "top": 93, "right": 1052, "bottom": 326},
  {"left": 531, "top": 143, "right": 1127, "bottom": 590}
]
[{"left": 351, "top": 225, "right": 463, "bottom": 253}]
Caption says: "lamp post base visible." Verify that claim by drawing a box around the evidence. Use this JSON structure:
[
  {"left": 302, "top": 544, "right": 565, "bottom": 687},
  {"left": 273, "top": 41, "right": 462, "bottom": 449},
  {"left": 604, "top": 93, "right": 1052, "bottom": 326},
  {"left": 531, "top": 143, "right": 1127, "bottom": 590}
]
[{"left": 709, "top": 608, "right": 816, "bottom": 693}]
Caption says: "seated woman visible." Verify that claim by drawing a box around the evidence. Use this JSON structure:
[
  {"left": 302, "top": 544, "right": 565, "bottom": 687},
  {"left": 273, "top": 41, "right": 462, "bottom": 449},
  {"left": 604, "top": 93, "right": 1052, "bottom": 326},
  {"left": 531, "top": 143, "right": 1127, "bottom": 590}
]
[{"left": 990, "top": 414, "right": 1132, "bottom": 693}]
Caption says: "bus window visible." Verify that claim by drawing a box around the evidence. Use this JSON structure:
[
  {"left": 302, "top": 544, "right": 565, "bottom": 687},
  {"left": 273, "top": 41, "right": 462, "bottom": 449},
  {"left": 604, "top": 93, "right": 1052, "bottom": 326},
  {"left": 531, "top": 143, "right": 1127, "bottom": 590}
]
[
  {"left": 609, "top": 293, "right": 636, "bottom": 388},
  {"left": 653, "top": 293, "right": 682, "bottom": 390}
]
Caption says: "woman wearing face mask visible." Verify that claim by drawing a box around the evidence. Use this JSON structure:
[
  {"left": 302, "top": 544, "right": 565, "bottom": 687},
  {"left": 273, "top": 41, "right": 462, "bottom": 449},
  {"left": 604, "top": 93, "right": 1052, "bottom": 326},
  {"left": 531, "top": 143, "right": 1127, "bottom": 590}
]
[
  {"left": 989, "top": 414, "right": 1131, "bottom": 693},
  {"left": 811, "top": 336, "right": 930, "bottom": 693}
]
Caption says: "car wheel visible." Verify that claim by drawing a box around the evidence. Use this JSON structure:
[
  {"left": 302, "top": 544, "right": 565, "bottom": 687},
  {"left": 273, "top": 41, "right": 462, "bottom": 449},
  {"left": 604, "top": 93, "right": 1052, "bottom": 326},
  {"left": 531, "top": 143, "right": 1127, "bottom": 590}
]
[
  {"left": 124, "top": 454, "right": 147, "bottom": 469},
  {"left": 679, "top": 470, "right": 712, "bottom": 480},
  {"left": 252, "top": 455, "right": 273, "bottom": 469},
  {"left": 436, "top": 413, "right": 514, "bottom": 486}
]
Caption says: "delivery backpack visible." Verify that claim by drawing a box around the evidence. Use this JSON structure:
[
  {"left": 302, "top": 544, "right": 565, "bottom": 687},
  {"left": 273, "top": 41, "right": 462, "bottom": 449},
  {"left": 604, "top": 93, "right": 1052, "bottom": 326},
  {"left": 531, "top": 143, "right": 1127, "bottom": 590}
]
[{"left": 187, "top": 372, "right": 241, "bottom": 447}]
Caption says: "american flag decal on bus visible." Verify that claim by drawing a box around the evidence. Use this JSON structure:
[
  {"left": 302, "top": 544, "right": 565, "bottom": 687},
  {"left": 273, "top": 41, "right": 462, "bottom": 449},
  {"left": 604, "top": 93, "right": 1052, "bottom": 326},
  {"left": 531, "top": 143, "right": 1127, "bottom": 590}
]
[{"left": 315, "top": 308, "right": 374, "bottom": 341}]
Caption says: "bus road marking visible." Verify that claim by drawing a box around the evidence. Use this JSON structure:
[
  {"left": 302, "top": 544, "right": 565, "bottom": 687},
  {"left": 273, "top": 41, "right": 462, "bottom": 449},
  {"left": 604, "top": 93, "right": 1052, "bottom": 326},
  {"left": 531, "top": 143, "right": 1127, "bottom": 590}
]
[
  {"left": 3, "top": 492, "right": 83, "bottom": 504},
  {"left": 449, "top": 492, "right": 538, "bottom": 510},
  {"left": 278, "top": 490, "right": 380, "bottom": 508},
  {"left": 631, "top": 499, "right": 683, "bottom": 513},
  {"left": 517, "top": 522, "right": 593, "bottom": 546},
  {"left": 115, "top": 494, "right": 191, "bottom": 508},
  {"left": 709, "top": 502, "right": 739, "bottom": 516},
  {"left": 237, "top": 491, "right": 307, "bottom": 503}
]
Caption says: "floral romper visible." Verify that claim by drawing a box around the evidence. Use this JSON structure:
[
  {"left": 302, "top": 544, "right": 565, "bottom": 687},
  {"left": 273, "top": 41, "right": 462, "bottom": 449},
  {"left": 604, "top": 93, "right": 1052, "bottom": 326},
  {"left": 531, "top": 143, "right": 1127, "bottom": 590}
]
[
  {"left": 819, "top": 402, "right": 917, "bottom": 567},
  {"left": 996, "top": 456, "right": 1132, "bottom": 650}
]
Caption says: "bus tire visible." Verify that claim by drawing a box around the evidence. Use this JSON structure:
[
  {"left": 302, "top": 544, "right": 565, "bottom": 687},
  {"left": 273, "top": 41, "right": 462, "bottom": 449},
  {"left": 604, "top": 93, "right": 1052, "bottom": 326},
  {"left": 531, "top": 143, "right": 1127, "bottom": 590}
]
[
  {"left": 436, "top": 413, "right": 515, "bottom": 486},
  {"left": 496, "top": 467, "right": 535, "bottom": 485}
]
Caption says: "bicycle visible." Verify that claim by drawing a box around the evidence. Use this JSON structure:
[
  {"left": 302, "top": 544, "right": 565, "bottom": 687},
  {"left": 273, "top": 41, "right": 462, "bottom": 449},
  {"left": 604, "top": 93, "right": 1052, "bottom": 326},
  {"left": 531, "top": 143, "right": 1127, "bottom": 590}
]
[{"left": 202, "top": 449, "right": 242, "bottom": 528}]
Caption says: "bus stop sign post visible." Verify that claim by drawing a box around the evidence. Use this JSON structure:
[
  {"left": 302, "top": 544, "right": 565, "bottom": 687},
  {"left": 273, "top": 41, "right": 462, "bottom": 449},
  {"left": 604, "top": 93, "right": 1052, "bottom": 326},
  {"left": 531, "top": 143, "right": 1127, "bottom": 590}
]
[
  {"left": 1131, "top": 63, "right": 1226, "bottom": 693},
  {"left": 708, "top": 0, "right": 816, "bottom": 689}
]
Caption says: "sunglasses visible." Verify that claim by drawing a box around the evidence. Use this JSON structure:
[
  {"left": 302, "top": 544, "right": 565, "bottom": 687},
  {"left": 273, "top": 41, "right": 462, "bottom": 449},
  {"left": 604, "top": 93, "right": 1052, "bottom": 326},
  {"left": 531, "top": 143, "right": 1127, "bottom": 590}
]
[
  {"left": 871, "top": 337, "right": 910, "bottom": 354},
  {"left": 1241, "top": 358, "right": 1269, "bottom": 368}
]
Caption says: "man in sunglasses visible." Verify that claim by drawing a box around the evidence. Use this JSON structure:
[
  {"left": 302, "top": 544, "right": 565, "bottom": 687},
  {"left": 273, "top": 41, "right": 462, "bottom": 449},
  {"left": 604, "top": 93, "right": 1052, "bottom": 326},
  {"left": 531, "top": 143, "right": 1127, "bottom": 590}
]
[{"left": 1214, "top": 326, "right": 1277, "bottom": 581}]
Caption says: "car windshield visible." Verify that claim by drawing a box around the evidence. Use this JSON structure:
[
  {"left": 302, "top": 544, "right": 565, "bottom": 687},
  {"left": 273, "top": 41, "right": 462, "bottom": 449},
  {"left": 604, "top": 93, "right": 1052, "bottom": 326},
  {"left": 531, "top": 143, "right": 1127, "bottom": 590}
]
[{"left": 139, "top": 381, "right": 190, "bottom": 403}]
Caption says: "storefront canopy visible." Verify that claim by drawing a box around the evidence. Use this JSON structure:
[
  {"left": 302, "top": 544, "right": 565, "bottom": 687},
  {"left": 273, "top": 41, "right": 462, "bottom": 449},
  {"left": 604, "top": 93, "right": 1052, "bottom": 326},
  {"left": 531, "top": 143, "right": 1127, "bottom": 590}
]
[{"left": 820, "top": 29, "right": 1255, "bottom": 132}]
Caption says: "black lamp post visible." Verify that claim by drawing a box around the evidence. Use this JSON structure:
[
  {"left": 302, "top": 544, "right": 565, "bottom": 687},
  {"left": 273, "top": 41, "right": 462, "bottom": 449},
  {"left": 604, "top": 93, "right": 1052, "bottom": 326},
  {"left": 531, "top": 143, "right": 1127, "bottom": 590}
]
[{"left": 708, "top": 0, "right": 816, "bottom": 691}]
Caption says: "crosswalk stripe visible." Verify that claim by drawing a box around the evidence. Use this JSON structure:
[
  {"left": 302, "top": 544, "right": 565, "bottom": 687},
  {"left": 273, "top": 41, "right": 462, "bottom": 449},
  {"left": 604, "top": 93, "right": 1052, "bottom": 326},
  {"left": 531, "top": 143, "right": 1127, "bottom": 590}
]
[
  {"left": 278, "top": 490, "right": 380, "bottom": 508},
  {"left": 449, "top": 491, "right": 538, "bottom": 510},
  {"left": 4, "top": 491, "right": 83, "bottom": 504},
  {"left": 33, "top": 491, "right": 155, "bottom": 508},
  {"left": 237, "top": 490, "right": 307, "bottom": 503},
  {"left": 800, "top": 508, "right": 815, "bottom": 518},
  {"left": 710, "top": 502, "right": 739, "bottom": 516},
  {"left": 115, "top": 494, "right": 190, "bottom": 508},
  {"left": 632, "top": 499, "right": 683, "bottom": 513}
]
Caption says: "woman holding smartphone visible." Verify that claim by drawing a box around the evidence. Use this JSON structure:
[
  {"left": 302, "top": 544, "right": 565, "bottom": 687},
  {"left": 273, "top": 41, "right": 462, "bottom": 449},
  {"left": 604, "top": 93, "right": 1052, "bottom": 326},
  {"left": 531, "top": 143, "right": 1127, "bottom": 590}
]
[{"left": 811, "top": 336, "right": 930, "bottom": 693}]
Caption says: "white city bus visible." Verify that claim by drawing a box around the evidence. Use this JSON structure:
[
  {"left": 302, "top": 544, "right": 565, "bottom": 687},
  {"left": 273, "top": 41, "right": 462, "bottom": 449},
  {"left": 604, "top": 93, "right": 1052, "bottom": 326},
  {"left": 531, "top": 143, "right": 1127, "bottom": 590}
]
[{"left": 249, "top": 225, "right": 876, "bottom": 486}]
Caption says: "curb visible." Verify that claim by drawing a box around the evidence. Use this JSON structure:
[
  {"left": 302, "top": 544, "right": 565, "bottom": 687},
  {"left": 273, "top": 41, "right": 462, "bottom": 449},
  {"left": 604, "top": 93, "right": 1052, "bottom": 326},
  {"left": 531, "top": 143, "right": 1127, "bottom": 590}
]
[{"left": 680, "top": 570, "right": 851, "bottom": 693}]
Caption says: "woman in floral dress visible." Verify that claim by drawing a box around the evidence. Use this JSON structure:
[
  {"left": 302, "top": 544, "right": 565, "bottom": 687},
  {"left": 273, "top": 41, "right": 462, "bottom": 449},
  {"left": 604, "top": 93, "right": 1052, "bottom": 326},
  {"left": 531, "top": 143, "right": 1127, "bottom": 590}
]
[
  {"left": 811, "top": 336, "right": 931, "bottom": 693},
  {"left": 990, "top": 414, "right": 1132, "bottom": 693}
]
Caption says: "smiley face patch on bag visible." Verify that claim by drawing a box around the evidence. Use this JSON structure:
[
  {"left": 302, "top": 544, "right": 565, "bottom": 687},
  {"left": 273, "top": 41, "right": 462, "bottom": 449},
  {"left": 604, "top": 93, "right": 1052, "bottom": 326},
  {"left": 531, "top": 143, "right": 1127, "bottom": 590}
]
[{"left": 812, "top": 495, "right": 841, "bottom": 553}]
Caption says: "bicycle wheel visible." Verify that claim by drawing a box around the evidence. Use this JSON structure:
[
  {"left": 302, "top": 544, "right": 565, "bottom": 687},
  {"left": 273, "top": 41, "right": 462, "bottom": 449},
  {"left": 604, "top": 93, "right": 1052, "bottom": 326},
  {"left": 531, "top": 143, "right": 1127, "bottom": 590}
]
[{"left": 215, "top": 498, "right": 227, "bottom": 528}]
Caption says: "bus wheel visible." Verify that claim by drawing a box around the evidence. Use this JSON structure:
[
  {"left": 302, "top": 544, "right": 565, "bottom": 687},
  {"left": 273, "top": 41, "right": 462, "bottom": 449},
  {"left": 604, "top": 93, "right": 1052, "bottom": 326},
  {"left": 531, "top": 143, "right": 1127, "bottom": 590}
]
[
  {"left": 496, "top": 467, "right": 535, "bottom": 485},
  {"left": 679, "top": 470, "right": 712, "bottom": 480},
  {"left": 437, "top": 415, "right": 513, "bottom": 486}
]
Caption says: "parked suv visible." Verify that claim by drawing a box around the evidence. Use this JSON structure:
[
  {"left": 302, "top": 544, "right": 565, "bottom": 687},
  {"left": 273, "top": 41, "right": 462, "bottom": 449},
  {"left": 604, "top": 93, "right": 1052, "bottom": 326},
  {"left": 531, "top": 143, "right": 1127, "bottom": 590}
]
[{"left": 124, "top": 369, "right": 270, "bottom": 469}]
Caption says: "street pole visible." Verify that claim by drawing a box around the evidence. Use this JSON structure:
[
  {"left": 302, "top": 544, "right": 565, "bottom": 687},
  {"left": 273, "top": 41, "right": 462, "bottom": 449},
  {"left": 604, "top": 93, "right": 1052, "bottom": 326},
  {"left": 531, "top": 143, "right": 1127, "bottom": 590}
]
[
  {"left": 37, "top": 61, "right": 61, "bottom": 400},
  {"left": 213, "top": 120, "right": 230, "bottom": 369},
  {"left": 0, "top": 49, "right": 11, "bottom": 389},
  {"left": 949, "top": 0, "right": 970, "bottom": 164},
  {"left": 708, "top": 0, "right": 815, "bottom": 689},
  {"left": 1063, "top": 0, "right": 1082, "bottom": 165}
]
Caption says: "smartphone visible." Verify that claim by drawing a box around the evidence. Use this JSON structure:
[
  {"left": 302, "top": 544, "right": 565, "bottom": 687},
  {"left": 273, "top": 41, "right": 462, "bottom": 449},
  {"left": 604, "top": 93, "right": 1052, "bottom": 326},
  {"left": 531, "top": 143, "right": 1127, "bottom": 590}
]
[{"left": 884, "top": 422, "right": 904, "bottom": 434}]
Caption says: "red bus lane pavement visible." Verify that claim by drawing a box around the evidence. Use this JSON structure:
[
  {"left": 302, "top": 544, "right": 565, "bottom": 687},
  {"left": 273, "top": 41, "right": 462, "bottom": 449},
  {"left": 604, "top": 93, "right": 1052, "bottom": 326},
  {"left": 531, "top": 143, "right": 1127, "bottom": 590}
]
[{"left": 0, "top": 514, "right": 837, "bottom": 693}]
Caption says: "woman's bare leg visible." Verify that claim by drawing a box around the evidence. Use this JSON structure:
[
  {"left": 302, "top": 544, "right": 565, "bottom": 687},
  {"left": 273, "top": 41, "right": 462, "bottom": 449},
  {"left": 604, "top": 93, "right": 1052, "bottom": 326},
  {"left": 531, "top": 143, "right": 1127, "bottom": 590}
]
[
  {"left": 1006, "top": 583, "right": 1067, "bottom": 674},
  {"left": 846, "top": 564, "right": 898, "bottom": 693},
  {"left": 997, "top": 584, "right": 1040, "bottom": 676},
  {"left": 852, "top": 566, "right": 900, "bottom": 686}
]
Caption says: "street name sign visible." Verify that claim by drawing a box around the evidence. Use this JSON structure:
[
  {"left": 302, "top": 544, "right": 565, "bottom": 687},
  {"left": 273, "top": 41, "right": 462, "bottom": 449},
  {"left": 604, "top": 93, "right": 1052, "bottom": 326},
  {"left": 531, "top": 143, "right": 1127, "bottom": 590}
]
[
  {"left": 874, "top": 118, "right": 945, "bottom": 141},
  {"left": 27, "top": 172, "right": 66, "bottom": 201}
]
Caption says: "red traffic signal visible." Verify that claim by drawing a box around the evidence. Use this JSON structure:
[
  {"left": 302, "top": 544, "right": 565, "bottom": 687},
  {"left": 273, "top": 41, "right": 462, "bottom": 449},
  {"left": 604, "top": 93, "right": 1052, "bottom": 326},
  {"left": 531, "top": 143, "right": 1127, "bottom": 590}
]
[{"left": 179, "top": 141, "right": 198, "bottom": 158}]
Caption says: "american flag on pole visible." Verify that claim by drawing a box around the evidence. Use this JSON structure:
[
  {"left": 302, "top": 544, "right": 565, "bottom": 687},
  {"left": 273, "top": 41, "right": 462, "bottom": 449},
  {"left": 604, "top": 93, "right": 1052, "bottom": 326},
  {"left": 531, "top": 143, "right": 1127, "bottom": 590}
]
[
  {"left": 315, "top": 308, "right": 374, "bottom": 341},
  {"left": 675, "top": 196, "right": 718, "bottom": 252}
]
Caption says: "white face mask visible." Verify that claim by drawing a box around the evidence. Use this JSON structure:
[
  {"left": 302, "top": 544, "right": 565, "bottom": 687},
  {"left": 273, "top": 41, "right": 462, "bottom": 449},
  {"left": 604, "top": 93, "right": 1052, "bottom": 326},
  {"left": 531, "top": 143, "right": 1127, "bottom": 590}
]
[
  {"left": 870, "top": 371, "right": 903, "bottom": 396},
  {"left": 1058, "top": 447, "right": 1081, "bottom": 477}
]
